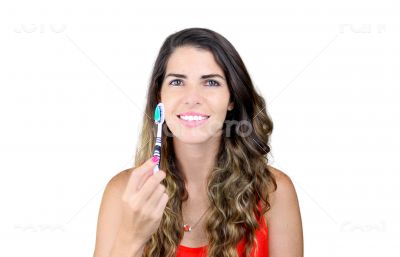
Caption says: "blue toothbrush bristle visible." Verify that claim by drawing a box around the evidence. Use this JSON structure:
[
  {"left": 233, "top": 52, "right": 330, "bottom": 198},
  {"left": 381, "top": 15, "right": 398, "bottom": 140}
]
[{"left": 154, "top": 103, "right": 165, "bottom": 124}]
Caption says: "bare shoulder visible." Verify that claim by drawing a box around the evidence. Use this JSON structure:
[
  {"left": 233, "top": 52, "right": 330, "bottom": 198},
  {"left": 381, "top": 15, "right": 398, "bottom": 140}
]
[
  {"left": 265, "top": 165, "right": 303, "bottom": 257},
  {"left": 92, "top": 168, "right": 133, "bottom": 257},
  {"left": 265, "top": 165, "right": 299, "bottom": 216},
  {"left": 267, "top": 165, "right": 297, "bottom": 198},
  {"left": 99, "top": 168, "right": 134, "bottom": 202},
  {"left": 106, "top": 168, "right": 133, "bottom": 193}
]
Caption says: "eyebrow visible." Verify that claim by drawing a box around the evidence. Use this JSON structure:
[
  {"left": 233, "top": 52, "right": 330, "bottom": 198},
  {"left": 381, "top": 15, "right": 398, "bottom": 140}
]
[{"left": 165, "top": 73, "right": 225, "bottom": 81}]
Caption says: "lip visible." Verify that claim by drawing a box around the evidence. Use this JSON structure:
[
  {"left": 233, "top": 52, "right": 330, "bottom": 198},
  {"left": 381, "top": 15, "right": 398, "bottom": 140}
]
[
  {"left": 177, "top": 111, "right": 210, "bottom": 117},
  {"left": 177, "top": 112, "right": 210, "bottom": 128}
]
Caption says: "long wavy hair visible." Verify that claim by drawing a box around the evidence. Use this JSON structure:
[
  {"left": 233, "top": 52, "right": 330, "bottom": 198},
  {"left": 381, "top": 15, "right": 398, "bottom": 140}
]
[{"left": 134, "top": 27, "right": 276, "bottom": 257}]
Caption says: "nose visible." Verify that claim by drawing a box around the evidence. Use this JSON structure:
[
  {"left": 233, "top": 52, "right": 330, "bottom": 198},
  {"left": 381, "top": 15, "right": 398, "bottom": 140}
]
[{"left": 184, "top": 85, "right": 204, "bottom": 106}]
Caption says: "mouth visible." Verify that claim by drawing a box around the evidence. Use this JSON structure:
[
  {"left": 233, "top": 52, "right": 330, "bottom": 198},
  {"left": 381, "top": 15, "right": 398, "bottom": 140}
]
[{"left": 176, "top": 114, "right": 211, "bottom": 128}]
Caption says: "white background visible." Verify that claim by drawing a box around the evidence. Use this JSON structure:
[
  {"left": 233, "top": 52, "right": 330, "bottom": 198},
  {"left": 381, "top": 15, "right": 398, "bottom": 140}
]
[{"left": 0, "top": 0, "right": 399, "bottom": 256}]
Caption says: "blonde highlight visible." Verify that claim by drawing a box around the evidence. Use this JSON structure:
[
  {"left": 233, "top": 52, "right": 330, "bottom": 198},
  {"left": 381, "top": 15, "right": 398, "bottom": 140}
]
[{"left": 132, "top": 27, "right": 277, "bottom": 257}]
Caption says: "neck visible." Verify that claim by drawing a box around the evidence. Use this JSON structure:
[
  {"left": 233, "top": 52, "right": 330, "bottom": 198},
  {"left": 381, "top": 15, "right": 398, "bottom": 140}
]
[{"left": 173, "top": 136, "right": 221, "bottom": 192}]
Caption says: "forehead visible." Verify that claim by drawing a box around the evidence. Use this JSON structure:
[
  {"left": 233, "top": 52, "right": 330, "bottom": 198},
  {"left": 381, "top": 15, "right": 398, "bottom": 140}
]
[{"left": 165, "top": 46, "right": 224, "bottom": 75}]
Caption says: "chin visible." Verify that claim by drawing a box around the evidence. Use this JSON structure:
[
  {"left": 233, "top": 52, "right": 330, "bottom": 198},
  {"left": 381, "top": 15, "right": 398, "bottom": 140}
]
[
  {"left": 172, "top": 131, "right": 212, "bottom": 144},
  {"left": 165, "top": 118, "right": 224, "bottom": 144}
]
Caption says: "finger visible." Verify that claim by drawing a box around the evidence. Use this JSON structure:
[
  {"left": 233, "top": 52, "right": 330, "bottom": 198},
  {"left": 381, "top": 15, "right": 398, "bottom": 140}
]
[
  {"left": 154, "top": 193, "right": 169, "bottom": 215},
  {"left": 126, "top": 157, "right": 158, "bottom": 193},
  {"left": 137, "top": 168, "right": 164, "bottom": 191},
  {"left": 137, "top": 167, "right": 158, "bottom": 191},
  {"left": 145, "top": 183, "right": 166, "bottom": 209},
  {"left": 136, "top": 170, "right": 166, "bottom": 201}
]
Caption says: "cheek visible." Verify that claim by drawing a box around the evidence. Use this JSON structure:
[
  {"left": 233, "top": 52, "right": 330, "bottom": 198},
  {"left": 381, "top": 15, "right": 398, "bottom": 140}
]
[
  {"left": 209, "top": 95, "right": 230, "bottom": 115},
  {"left": 160, "top": 99, "right": 177, "bottom": 123},
  {"left": 160, "top": 90, "right": 170, "bottom": 114},
  {"left": 163, "top": 104, "right": 173, "bottom": 122}
]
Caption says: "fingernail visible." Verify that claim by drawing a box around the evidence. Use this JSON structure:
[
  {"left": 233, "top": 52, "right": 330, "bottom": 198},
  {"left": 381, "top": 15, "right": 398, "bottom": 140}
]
[{"left": 152, "top": 156, "right": 159, "bottom": 163}]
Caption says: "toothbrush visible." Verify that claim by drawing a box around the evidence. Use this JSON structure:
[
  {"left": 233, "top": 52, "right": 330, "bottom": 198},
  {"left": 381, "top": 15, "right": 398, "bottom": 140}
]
[{"left": 152, "top": 103, "right": 165, "bottom": 174}]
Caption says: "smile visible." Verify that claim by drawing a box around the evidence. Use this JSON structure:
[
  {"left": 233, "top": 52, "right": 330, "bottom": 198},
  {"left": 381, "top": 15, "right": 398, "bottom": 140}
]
[{"left": 177, "top": 115, "right": 210, "bottom": 128}]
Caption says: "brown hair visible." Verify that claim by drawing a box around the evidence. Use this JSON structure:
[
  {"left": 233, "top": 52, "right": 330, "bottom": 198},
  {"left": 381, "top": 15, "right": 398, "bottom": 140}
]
[{"left": 134, "top": 27, "right": 276, "bottom": 257}]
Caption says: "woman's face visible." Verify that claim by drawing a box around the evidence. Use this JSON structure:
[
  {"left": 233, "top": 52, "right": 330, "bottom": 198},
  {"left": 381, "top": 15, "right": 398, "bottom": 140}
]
[{"left": 160, "top": 46, "right": 234, "bottom": 144}]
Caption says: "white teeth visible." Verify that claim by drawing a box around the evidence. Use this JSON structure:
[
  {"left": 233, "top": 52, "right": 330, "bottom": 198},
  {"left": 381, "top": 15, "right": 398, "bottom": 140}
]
[{"left": 179, "top": 115, "right": 208, "bottom": 121}]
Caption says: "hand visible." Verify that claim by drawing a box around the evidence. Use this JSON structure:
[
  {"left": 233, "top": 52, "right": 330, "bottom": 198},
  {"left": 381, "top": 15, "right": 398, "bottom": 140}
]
[{"left": 119, "top": 157, "right": 169, "bottom": 245}]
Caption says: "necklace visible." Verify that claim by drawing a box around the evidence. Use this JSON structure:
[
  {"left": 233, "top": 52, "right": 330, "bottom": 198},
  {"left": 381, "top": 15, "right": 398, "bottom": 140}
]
[{"left": 183, "top": 207, "right": 209, "bottom": 232}]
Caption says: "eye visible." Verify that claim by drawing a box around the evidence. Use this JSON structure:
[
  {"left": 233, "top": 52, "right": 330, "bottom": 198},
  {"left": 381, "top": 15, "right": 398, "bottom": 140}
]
[
  {"left": 169, "top": 79, "right": 183, "bottom": 86},
  {"left": 206, "top": 80, "right": 220, "bottom": 87}
]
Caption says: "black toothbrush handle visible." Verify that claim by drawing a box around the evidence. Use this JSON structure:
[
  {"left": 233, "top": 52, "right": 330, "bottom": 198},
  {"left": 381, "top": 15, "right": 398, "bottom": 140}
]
[{"left": 153, "top": 144, "right": 161, "bottom": 169}]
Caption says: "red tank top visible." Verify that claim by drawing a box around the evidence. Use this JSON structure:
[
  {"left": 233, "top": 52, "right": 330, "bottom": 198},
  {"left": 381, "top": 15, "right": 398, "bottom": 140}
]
[{"left": 176, "top": 202, "right": 268, "bottom": 257}]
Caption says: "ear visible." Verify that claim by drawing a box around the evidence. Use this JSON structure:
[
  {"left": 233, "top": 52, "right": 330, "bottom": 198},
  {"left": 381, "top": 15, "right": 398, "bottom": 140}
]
[{"left": 228, "top": 101, "right": 234, "bottom": 111}]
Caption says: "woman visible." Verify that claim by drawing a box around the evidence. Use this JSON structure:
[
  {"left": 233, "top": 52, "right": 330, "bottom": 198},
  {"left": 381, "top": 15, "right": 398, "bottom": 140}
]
[{"left": 93, "top": 27, "right": 303, "bottom": 257}]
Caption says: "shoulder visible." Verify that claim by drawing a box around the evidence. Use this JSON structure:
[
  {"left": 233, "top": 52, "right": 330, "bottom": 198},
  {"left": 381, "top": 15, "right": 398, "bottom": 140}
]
[
  {"left": 98, "top": 168, "right": 135, "bottom": 215},
  {"left": 265, "top": 165, "right": 299, "bottom": 216},
  {"left": 98, "top": 167, "right": 135, "bottom": 216},
  {"left": 93, "top": 168, "right": 134, "bottom": 257},
  {"left": 108, "top": 168, "right": 133, "bottom": 186},
  {"left": 264, "top": 165, "right": 304, "bottom": 256},
  {"left": 103, "top": 168, "right": 134, "bottom": 197},
  {"left": 267, "top": 165, "right": 297, "bottom": 198}
]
